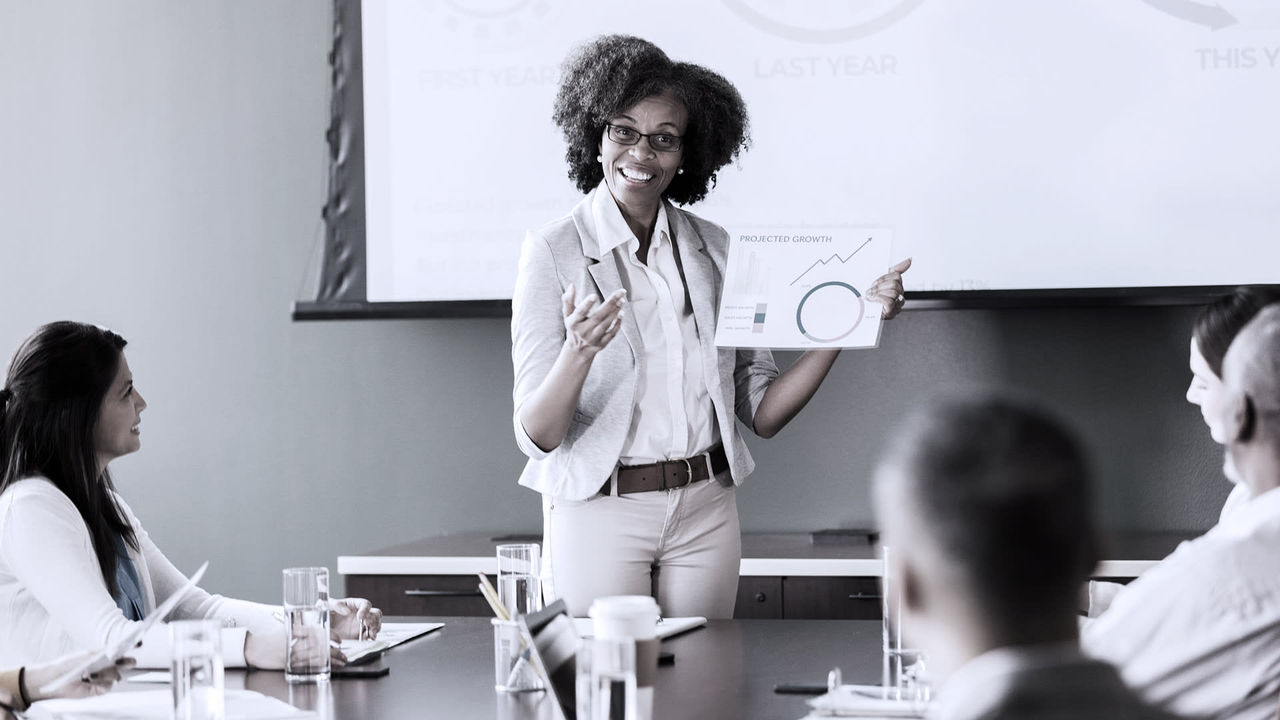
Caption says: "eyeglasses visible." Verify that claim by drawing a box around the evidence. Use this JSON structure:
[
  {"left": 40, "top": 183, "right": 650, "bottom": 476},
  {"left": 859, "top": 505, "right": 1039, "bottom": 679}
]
[{"left": 605, "top": 124, "right": 683, "bottom": 152}]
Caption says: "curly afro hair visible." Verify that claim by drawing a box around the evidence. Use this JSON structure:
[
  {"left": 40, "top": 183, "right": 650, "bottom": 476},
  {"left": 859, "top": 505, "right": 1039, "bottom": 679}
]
[{"left": 552, "top": 35, "right": 750, "bottom": 206}]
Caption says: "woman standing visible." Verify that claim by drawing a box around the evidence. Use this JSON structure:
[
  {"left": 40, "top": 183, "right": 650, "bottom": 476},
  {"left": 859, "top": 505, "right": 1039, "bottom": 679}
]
[{"left": 512, "top": 36, "right": 909, "bottom": 618}]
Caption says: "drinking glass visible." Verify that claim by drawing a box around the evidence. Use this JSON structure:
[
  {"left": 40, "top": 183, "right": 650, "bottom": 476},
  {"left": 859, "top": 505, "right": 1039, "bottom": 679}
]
[
  {"left": 881, "top": 546, "right": 930, "bottom": 705},
  {"left": 283, "top": 566, "right": 331, "bottom": 683},
  {"left": 576, "top": 636, "right": 636, "bottom": 720},
  {"left": 491, "top": 618, "right": 545, "bottom": 693},
  {"left": 171, "top": 619, "right": 225, "bottom": 720},
  {"left": 496, "top": 544, "right": 542, "bottom": 616}
]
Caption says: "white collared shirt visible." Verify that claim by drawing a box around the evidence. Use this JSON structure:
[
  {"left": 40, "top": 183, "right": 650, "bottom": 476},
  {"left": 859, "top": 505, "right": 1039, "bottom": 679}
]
[
  {"left": 1086, "top": 480, "right": 1255, "bottom": 618},
  {"left": 590, "top": 185, "right": 718, "bottom": 464},
  {"left": 1082, "top": 485, "right": 1280, "bottom": 720}
]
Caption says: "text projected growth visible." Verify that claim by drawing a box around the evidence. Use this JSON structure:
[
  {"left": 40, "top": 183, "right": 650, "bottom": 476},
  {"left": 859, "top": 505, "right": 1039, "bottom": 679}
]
[{"left": 715, "top": 227, "right": 892, "bottom": 349}]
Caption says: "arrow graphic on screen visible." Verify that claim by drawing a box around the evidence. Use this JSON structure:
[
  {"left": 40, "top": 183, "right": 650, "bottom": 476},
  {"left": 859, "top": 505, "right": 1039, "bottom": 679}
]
[
  {"left": 1140, "top": 0, "right": 1237, "bottom": 30},
  {"left": 789, "top": 237, "right": 873, "bottom": 286}
]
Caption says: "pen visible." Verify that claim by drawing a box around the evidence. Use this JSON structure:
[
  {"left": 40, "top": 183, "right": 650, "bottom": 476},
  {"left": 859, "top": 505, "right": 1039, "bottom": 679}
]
[
  {"left": 773, "top": 683, "right": 827, "bottom": 695},
  {"left": 477, "top": 573, "right": 511, "bottom": 621}
]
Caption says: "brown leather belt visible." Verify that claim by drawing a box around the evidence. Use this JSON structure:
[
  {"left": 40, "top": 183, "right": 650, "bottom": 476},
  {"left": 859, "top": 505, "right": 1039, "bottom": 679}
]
[{"left": 600, "top": 445, "right": 730, "bottom": 496}]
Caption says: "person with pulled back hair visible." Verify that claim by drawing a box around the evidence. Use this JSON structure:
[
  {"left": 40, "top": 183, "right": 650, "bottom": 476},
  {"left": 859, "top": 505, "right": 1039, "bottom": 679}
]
[
  {"left": 511, "top": 35, "right": 911, "bottom": 618},
  {"left": 0, "top": 321, "right": 382, "bottom": 671}
]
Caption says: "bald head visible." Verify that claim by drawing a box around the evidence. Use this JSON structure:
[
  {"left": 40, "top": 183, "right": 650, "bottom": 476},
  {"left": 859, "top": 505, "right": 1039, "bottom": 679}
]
[{"left": 1221, "top": 304, "right": 1280, "bottom": 447}]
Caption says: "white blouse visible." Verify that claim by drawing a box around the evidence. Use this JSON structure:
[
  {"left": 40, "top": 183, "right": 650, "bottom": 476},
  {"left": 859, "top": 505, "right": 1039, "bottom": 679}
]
[
  {"left": 0, "top": 477, "right": 279, "bottom": 668},
  {"left": 1082, "top": 485, "right": 1280, "bottom": 720},
  {"left": 590, "top": 185, "right": 719, "bottom": 464}
]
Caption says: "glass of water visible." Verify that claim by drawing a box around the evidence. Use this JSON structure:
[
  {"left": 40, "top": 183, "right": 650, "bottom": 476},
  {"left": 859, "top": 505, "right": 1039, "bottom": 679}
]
[
  {"left": 283, "top": 566, "right": 331, "bottom": 683},
  {"left": 881, "top": 546, "right": 930, "bottom": 705},
  {"left": 496, "top": 544, "right": 542, "bottom": 616},
  {"left": 171, "top": 619, "right": 225, "bottom": 720},
  {"left": 576, "top": 636, "right": 637, "bottom": 720}
]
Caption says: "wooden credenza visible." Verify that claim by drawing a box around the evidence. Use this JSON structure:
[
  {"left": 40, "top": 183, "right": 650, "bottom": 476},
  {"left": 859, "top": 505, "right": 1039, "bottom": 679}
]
[{"left": 338, "top": 531, "right": 1188, "bottom": 620}]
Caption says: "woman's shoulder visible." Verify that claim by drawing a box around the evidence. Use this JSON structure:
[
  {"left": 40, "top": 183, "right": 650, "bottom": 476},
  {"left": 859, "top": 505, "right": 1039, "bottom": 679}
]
[
  {"left": 531, "top": 213, "right": 579, "bottom": 244},
  {"left": 0, "top": 476, "right": 66, "bottom": 505},
  {"left": 0, "top": 477, "right": 79, "bottom": 526},
  {"left": 532, "top": 193, "right": 594, "bottom": 245},
  {"left": 0, "top": 478, "right": 138, "bottom": 528},
  {"left": 668, "top": 204, "right": 728, "bottom": 242}
]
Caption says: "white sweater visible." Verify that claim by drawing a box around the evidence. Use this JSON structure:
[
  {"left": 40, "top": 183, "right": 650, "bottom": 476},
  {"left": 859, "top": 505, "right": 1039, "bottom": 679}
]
[{"left": 0, "top": 477, "right": 278, "bottom": 668}]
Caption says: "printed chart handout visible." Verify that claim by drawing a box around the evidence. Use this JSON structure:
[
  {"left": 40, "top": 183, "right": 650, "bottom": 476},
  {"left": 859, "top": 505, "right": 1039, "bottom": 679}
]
[{"left": 715, "top": 227, "right": 891, "bottom": 349}]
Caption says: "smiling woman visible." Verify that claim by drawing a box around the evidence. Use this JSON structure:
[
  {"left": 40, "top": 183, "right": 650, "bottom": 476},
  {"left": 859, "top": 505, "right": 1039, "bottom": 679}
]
[
  {"left": 511, "top": 35, "right": 909, "bottom": 619},
  {"left": 92, "top": 353, "right": 147, "bottom": 471},
  {"left": 0, "top": 322, "right": 382, "bottom": 670}
]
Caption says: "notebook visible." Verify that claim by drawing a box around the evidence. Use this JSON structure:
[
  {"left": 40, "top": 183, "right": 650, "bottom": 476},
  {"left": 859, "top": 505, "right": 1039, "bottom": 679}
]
[
  {"left": 337, "top": 621, "right": 445, "bottom": 665},
  {"left": 572, "top": 615, "right": 706, "bottom": 640}
]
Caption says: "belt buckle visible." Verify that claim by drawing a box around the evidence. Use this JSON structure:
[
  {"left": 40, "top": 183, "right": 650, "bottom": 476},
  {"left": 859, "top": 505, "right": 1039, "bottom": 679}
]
[{"left": 667, "top": 457, "right": 693, "bottom": 491}]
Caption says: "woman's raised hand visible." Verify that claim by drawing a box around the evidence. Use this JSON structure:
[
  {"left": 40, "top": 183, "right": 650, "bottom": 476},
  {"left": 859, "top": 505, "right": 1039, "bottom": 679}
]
[
  {"left": 866, "top": 258, "right": 912, "bottom": 320},
  {"left": 562, "top": 284, "right": 626, "bottom": 356}
]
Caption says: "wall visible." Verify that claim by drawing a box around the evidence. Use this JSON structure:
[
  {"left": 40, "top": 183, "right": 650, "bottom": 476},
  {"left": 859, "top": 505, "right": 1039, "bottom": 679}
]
[{"left": 0, "top": 1, "right": 1226, "bottom": 601}]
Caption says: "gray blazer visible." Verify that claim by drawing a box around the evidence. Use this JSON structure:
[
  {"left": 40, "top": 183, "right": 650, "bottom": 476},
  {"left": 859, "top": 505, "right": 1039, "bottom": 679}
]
[{"left": 511, "top": 188, "right": 779, "bottom": 500}]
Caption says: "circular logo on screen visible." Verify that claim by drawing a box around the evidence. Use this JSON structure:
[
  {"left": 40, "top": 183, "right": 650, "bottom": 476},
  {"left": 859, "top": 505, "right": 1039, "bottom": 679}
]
[
  {"left": 721, "top": 0, "right": 925, "bottom": 44},
  {"left": 795, "top": 281, "right": 866, "bottom": 343},
  {"left": 416, "top": 0, "right": 555, "bottom": 41}
]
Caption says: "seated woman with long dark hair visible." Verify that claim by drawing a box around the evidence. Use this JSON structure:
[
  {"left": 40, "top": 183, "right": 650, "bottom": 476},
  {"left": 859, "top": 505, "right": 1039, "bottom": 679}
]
[{"left": 0, "top": 321, "right": 381, "bottom": 669}]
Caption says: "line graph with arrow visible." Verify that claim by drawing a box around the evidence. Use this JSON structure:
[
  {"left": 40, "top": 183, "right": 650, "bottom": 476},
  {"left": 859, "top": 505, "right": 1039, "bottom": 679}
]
[{"left": 716, "top": 226, "right": 892, "bottom": 350}]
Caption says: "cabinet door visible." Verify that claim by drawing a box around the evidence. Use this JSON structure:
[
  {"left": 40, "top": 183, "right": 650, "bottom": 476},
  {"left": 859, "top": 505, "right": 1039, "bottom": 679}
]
[
  {"left": 783, "top": 577, "right": 882, "bottom": 619},
  {"left": 734, "top": 577, "right": 783, "bottom": 618},
  {"left": 345, "top": 575, "right": 492, "bottom": 616}
]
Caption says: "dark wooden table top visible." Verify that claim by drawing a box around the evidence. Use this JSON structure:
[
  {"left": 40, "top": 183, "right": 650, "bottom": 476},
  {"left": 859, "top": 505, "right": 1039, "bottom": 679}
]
[{"left": 214, "top": 617, "right": 885, "bottom": 720}]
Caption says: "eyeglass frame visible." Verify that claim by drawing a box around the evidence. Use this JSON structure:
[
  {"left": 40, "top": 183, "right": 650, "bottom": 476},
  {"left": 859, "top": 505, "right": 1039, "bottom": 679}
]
[{"left": 604, "top": 123, "right": 684, "bottom": 153}]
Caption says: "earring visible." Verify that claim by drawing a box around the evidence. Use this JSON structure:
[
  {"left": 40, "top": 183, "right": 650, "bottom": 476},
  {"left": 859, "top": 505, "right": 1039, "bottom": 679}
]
[
  {"left": 597, "top": 155, "right": 603, "bottom": 162},
  {"left": 677, "top": 167, "right": 684, "bottom": 175}
]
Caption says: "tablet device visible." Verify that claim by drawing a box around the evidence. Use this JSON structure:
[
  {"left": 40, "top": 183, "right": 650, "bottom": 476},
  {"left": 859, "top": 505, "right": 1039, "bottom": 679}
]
[
  {"left": 331, "top": 661, "right": 389, "bottom": 678},
  {"left": 41, "top": 561, "right": 209, "bottom": 693},
  {"left": 518, "top": 600, "right": 579, "bottom": 720}
]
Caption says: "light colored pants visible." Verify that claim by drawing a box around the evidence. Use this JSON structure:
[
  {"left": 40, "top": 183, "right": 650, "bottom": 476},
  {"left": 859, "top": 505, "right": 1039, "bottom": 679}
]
[{"left": 542, "top": 474, "right": 741, "bottom": 619}]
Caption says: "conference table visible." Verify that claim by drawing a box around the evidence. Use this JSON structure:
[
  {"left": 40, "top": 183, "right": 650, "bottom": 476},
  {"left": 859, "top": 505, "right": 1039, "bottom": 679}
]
[{"left": 216, "top": 617, "right": 886, "bottom": 719}]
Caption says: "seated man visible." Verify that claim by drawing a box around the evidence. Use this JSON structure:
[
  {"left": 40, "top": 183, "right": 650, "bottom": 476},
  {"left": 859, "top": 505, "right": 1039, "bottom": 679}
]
[
  {"left": 874, "top": 396, "right": 1176, "bottom": 720},
  {"left": 1083, "top": 304, "right": 1280, "bottom": 720}
]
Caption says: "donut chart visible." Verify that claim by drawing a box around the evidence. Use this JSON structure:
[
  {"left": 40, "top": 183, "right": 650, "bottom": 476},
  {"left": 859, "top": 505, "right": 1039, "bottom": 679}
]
[{"left": 795, "top": 281, "right": 865, "bottom": 343}]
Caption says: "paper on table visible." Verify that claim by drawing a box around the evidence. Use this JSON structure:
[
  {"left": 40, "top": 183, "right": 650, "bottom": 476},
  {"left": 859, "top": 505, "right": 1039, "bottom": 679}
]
[
  {"left": 336, "top": 621, "right": 444, "bottom": 664},
  {"left": 572, "top": 616, "right": 706, "bottom": 640},
  {"left": 25, "top": 689, "right": 314, "bottom": 719},
  {"left": 803, "top": 684, "right": 926, "bottom": 718},
  {"left": 124, "top": 671, "right": 172, "bottom": 684}
]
